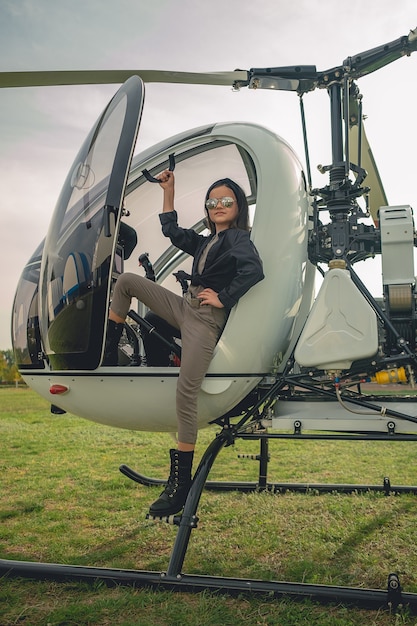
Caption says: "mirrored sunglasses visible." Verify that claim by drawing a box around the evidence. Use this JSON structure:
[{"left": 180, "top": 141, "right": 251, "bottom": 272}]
[{"left": 205, "top": 196, "right": 235, "bottom": 210}]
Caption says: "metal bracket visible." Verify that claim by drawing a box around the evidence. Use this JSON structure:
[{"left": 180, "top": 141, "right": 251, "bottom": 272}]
[{"left": 387, "top": 573, "right": 403, "bottom": 611}]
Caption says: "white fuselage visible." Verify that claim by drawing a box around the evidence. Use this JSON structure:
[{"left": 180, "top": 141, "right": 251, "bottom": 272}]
[{"left": 21, "top": 122, "right": 314, "bottom": 433}]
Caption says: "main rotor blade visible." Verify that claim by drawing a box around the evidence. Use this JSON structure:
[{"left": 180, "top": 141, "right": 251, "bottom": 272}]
[
  {"left": 343, "top": 27, "right": 417, "bottom": 81},
  {"left": 0, "top": 69, "right": 249, "bottom": 89},
  {"left": 349, "top": 123, "right": 388, "bottom": 223}
]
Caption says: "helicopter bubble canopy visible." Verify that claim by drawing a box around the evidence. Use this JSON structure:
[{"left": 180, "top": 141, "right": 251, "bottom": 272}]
[
  {"left": 14, "top": 116, "right": 312, "bottom": 431},
  {"left": 38, "top": 76, "right": 144, "bottom": 370}
]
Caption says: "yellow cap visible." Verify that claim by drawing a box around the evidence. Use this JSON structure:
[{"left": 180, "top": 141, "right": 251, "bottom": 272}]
[{"left": 371, "top": 367, "right": 407, "bottom": 385}]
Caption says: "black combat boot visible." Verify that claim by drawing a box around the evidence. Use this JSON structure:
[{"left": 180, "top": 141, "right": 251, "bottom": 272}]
[
  {"left": 149, "top": 449, "right": 194, "bottom": 517},
  {"left": 102, "top": 319, "right": 124, "bottom": 366}
]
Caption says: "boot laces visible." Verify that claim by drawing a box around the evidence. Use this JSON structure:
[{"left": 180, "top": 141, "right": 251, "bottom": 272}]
[
  {"left": 166, "top": 472, "right": 179, "bottom": 497},
  {"left": 164, "top": 457, "right": 190, "bottom": 498}
]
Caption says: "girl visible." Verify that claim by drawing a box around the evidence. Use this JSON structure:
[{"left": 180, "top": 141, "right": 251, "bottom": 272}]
[{"left": 105, "top": 170, "right": 264, "bottom": 516}]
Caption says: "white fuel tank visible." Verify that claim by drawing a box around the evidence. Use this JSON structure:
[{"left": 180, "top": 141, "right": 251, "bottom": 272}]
[{"left": 294, "top": 266, "right": 378, "bottom": 371}]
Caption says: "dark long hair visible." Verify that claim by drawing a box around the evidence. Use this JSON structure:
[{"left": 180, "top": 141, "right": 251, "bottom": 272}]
[{"left": 204, "top": 178, "right": 250, "bottom": 235}]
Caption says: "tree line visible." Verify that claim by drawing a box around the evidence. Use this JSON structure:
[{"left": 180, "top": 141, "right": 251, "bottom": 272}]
[{"left": 0, "top": 350, "right": 22, "bottom": 383}]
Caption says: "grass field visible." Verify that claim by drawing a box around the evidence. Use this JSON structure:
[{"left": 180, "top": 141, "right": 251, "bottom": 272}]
[{"left": 1, "top": 388, "right": 417, "bottom": 625}]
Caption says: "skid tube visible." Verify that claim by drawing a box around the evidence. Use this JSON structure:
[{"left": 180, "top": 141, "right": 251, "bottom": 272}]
[
  {"left": 1, "top": 424, "right": 417, "bottom": 613},
  {"left": 121, "top": 432, "right": 417, "bottom": 495},
  {"left": 2, "top": 379, "right": 417, "bottom": 613}
]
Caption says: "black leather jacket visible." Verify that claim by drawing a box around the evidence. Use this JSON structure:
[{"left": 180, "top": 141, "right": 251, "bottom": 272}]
[{"left": 159, "top": 211, "right": 264, "bottom": 309}]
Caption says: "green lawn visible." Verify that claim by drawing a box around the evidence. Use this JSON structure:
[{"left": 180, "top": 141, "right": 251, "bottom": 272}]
[{"left": 1, "top": 388, "right": 417, "bottom": 625}]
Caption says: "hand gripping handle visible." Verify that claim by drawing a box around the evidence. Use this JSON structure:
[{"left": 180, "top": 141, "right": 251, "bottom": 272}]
[{"left": 142, "top": 153, "right": 175, "bottom": 183}]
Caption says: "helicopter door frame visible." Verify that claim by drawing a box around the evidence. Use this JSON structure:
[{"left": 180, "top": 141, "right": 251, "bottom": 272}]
[{"left": 38, "top": 76, "right": 144, "bottom": 371}]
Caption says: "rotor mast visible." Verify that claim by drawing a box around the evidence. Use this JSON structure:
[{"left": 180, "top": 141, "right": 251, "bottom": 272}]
[{"left": 248, "top": 27, "right": 417, "bottom": 266}]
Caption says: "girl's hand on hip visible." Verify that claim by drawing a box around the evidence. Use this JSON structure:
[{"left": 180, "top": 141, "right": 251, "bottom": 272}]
[{"left": 198, "top": 289, "right": 224, "bottom": 308}]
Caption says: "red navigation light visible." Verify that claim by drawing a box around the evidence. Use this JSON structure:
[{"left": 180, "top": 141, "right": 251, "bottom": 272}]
[{"left": 49, "top": 384, "right": 69, "bottom": 395}]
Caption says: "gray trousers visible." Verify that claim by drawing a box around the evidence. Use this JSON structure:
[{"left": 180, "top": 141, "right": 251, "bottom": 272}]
[{"left": 110, "top": 273, "right": 227, "bottom": 444}]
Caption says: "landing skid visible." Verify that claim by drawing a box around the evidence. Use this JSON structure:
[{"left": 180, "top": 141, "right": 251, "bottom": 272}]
[
  {"left": 120, "top": 431, "right": 417, "bottom": 496},
  {"left": 2, "top": 385, "right": 417, "bottom": 613}
]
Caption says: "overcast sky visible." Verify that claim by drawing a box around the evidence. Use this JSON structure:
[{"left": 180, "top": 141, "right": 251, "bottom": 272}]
[{"left": 1, "top": 0, "right": 417, "bottom": 349}]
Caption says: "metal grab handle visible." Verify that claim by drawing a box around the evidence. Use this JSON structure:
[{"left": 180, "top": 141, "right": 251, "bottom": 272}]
[{"left": 142, "top": 153, "right": 175, "bottom": 183}]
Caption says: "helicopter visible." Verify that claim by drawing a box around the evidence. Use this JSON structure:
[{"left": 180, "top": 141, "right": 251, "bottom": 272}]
[{"left": 2, "top": 26, "right": 417, "bottom": 611}]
